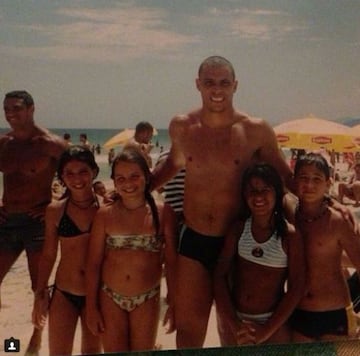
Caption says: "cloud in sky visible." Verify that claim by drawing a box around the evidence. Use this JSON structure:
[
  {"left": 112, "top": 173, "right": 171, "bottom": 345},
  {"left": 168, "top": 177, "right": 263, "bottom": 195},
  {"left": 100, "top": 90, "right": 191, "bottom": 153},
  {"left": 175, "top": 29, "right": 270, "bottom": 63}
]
[
  {"left": 204, "top": 7, "right": 307, "bottom": 41},
  {"left": 0, "top": 1, "right": 359, "bottom": 128},
  {"left": 1, "top": 2, "right": 315, "bottom": 64},
  {"left": 2, "top": 3, "right": 200, "bottom": 63}
]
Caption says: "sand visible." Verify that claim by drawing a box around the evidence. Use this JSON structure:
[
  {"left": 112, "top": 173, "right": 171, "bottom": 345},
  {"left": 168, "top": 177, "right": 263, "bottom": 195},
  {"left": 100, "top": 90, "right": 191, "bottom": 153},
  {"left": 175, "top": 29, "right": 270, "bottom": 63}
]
[{"left": 0, "top": 251, "right": 220, "bottom": 355}]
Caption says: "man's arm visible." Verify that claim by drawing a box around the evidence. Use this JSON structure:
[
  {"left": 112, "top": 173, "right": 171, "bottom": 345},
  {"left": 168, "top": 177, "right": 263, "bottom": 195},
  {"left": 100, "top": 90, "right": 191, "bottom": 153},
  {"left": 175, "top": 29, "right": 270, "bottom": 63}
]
[
  {"left": 31, "top": 131, "right": 66, "bottom": 159},
  {"left": 49, "top": 134, "right": 67, "bottom": 158},
  {"left": 151, "top": 116, "right": 186, "bottom": 191},
  {"left": 0, "top": 134, "right": 13, "bottom": 171}
]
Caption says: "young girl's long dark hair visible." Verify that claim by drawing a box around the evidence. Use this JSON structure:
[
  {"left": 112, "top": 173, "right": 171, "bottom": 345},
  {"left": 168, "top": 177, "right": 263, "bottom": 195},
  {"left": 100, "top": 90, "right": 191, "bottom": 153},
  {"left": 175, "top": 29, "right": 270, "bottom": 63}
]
[
  {"left": 241, "top": 163, "right": 288, "bottom": 238},
  {"left": 111, "top": 147, "right": 160, "bottom": 235}
]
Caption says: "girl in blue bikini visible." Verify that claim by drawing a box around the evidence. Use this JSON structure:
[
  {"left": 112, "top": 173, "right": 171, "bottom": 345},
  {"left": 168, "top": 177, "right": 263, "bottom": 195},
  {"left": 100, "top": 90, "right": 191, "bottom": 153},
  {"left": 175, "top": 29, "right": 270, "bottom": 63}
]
[
  {"left": 32, "top": 146, "right": 102, "bottom": 355},
  {"left": 86, "top": 147, "right": 177, "bottom": 353}
]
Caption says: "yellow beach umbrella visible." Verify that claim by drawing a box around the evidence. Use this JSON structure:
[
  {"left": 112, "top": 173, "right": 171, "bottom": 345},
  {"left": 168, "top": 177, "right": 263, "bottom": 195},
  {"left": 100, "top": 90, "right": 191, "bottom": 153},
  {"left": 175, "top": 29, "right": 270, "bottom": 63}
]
[
  {"left": 273, "top": 115, "right": 357, "bottom": 152},
  {"left": 351, "top": 124, "right": 360, "bottom": 147},
  {"left": 103, "top": 128, "right": 158, "bottom": 149}
]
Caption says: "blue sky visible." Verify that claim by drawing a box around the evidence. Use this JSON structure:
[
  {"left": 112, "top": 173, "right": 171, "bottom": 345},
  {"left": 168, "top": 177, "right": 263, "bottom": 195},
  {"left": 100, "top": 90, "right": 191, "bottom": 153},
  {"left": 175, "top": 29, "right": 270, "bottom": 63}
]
[{"left": 0, "top": 0, "right": 359, "bottom": 129}]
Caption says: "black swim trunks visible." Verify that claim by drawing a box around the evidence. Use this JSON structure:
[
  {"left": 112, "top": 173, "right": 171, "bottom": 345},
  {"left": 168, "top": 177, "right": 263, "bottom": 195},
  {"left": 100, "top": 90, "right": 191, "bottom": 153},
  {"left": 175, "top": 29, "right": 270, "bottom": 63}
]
[
  {"left": 0, "top": 213, "right": 45, "bottom": 252},
  {"left": 290, "top": 306, "right": 357, "bottom": 339},
  {"left": 178, "top": 224, "right": 224, "bottom": 272}
]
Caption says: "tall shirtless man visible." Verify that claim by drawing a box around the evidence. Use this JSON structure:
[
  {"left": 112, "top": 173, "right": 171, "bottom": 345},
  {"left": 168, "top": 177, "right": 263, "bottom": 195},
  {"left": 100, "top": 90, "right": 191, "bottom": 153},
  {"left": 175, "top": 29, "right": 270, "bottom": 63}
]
[
  {"left": 151, "top": 56, "right": 293, "bottom": 348},
  {"left": 0, "top": 91, "right": 65, "bottom": 354}
]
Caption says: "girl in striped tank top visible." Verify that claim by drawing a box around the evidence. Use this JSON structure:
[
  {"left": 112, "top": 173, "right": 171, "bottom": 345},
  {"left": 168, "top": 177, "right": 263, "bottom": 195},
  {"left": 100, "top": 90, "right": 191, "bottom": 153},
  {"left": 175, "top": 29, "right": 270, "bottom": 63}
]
[{"left": 214, "top": 163, "right": 305, "bottom": 345}]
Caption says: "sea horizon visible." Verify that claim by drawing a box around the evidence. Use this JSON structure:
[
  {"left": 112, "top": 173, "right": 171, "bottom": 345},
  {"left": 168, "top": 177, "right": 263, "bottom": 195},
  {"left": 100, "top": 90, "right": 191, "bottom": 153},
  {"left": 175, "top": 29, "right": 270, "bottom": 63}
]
[
  {"left": 0, "top": 127, "right": 170, "bottom": 149},
  {"left": 0, "top": 127, "right": 171, "bottom": 195}
]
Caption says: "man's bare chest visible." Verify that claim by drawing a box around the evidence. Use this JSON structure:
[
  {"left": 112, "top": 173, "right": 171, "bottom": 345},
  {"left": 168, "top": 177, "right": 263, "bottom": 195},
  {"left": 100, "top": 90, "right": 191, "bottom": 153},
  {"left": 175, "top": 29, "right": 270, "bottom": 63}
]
[
  {"left": 0, "top": 141, "right": 53, "bottom": 174},
  {"left": 184, "top": 130, "right": 255, "bottom": 160}
]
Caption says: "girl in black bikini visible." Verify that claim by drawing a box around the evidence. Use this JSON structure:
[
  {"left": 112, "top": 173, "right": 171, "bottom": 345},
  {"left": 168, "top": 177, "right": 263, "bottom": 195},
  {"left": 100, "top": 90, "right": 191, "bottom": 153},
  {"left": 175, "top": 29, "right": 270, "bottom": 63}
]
[{"left": 32, "top": 146, "right": 102, "bottom": 355}]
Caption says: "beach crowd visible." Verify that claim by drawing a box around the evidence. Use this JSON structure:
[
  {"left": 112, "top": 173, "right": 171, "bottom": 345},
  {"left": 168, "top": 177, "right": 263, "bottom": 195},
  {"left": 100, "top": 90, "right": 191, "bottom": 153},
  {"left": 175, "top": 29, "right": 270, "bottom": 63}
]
[{"left": 1, "top": 56, "right": 360, "bottom": 356}]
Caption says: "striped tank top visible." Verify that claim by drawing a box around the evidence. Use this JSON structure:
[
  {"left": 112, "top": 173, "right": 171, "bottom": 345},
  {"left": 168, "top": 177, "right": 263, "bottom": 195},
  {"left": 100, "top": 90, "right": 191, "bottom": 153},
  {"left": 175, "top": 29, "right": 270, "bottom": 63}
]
[{"left": 238, "top": 218, "right": 287, "bottom": 268}]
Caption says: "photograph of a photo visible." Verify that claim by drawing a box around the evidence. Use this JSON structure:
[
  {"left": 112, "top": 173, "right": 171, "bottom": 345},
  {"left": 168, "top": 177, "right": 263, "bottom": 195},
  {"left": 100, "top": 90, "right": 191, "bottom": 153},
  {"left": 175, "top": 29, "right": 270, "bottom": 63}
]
[{"left": 1, "top": 1, "right": 360, "bottom": 355}]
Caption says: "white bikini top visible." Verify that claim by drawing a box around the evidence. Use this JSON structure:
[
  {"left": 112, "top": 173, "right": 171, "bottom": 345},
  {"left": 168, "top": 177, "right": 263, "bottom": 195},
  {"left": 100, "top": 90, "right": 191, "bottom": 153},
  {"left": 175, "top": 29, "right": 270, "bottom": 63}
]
[{"left": 238, "top": 218, "right": 287, "bottom": 268}]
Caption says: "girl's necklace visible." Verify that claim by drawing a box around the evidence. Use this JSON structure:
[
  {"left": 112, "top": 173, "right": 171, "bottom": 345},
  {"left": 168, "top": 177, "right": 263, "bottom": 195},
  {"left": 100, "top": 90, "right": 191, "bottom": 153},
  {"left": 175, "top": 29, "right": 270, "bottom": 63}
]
[{"left": 69, "top": 196, "right": 97, "bottom": 210}]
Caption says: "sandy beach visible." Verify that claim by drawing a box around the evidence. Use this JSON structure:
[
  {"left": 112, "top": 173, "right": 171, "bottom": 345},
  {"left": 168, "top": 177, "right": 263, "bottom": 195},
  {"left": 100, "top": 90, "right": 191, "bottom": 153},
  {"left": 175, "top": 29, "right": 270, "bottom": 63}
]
[{"left": 0, "top": 251, "right": 220, "bottom": 355}]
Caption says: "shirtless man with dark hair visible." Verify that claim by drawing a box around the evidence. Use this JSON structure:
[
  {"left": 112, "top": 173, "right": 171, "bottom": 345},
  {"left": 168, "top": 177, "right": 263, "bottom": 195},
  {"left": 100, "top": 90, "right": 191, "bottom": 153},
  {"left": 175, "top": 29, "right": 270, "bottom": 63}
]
[
  {"left": 125, "top": 121, "right": 155, "bottom": 168},
  {"left": 151, "top": 56, "right": 294, "bottom": 348},
  {"left": 0, "top": 90, "right": 66, "bottom": 354}
]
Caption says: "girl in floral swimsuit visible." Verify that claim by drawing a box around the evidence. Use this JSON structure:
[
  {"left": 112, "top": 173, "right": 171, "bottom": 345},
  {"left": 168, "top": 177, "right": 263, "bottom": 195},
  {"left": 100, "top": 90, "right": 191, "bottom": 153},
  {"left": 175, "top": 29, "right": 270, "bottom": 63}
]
[
  {"left": 86, "top": 147, "right": 177, "bottom": 353},
  {"left": 32, "top": 146, "right": 102, "bottom": 355}
]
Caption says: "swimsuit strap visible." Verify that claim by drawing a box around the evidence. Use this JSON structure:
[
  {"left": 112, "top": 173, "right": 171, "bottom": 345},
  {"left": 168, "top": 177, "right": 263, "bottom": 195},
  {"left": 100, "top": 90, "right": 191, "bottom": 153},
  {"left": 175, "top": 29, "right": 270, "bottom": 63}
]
[{"left": 58, "top": 198, "right": 91, "bottom": 237}]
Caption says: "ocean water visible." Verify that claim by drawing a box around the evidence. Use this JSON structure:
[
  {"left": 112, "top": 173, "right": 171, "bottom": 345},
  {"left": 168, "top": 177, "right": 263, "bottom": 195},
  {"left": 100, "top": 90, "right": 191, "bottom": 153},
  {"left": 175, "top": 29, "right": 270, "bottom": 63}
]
[
  {"left": 49, "top": 128, "right": 170, "bottom": 152},
  {"left": 51, "top": 128, "right": 170, "bottom": 183},
  {"left": 0, "top": 127, "right": 170, "bottom": 193},
  {"left": 0, "top": 127, "right": 170, "bottom": 149}
]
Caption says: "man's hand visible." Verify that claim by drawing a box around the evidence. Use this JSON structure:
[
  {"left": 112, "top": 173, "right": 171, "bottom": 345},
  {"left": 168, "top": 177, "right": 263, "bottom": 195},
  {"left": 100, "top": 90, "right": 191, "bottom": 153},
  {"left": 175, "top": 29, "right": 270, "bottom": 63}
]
[
  {"left": 330, "top": 198, "right": 359, "bottom": 234},
  {"left": 27, "top": 205, "right": 46, "bottom": 222}
]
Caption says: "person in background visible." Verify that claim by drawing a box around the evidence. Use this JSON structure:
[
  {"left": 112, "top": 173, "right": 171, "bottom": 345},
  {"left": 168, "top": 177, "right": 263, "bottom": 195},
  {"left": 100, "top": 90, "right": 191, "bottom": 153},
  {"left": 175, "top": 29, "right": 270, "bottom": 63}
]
[
  {"left": 338, "top": 162, "right": 360, "bottom": 207},
  {"left": 125, "top": 121, "right": 154, "bottom": 168},
  {"left": 155, "top": 150, "right": 185, "bottom": 224},
  {"left": 108, "top": 148, "right": 115, "bottom": 166},
  {"left": 63, "top": 132, "right": 72, "bottom": 147},
  {"left": 93, "top": 180, "right": 114, "bottom": 204},
  {"left": 79, "top": 133, "right": 91, "bottom": 150},
  {"left": 32, "top": 146, "right": 102, "bottom": 356},
  {"left": 291, "top": 153, "right": 360, "bottom": 341},
  {"left": 86, "top": 147, "right": 177, "bottom": 353},
  {"left": 0, "top": 90, "right": 66, "bottom": 354},
  {"left": 214, "top": 163, "right": 305, "bottom": 345},
  {"left": 51, "top": 179, "right": 64, "bottom": 201}
]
